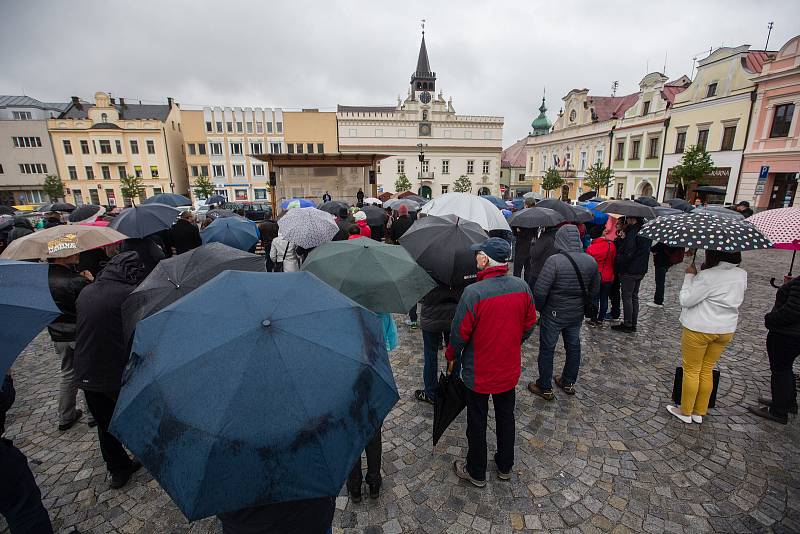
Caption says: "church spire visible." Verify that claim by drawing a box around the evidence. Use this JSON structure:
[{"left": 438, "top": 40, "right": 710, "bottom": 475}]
[{"left": 411, "top": 23, "right": 435, "bottom": 94}]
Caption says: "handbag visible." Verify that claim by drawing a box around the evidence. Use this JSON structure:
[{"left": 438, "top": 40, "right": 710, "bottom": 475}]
[
  {"left": 672, "top": 367, "right": 720, "bottom": 409},
  {"left": 273, "top": 243, "right": 290, "bottom": 272},
  {"left": 560, "top": 252, "right": 594, "bottom": 318}
]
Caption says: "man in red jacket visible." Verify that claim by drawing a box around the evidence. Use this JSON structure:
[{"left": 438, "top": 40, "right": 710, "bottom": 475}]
[{"left": 445, "top": 238, "right": 537, "bottom": 486}]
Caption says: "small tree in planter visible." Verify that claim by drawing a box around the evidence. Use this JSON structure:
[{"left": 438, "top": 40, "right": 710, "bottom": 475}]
[
  {"left": 670, "top": 144, "right": 714, "bottom": 199},
  {"left": 541, "top": 168, "right": 564, "bottom": 198},
  {"left": 42, "top": 175, "right": 65, "bottom": 202},
  {"left": 453, "top": 174, "right": 472, "bottom": 193},
  {"left": 395, "top": 173, "right": 412, "bottom": 193},
  {"left": 120, "top": 174, "right": 145, "bottom": 206},
  {"left": 193, "top": 175, "right": 215, "bottom": 200},
  {"left": 583, "top": 162, "right": 614, "bottom": 197}
]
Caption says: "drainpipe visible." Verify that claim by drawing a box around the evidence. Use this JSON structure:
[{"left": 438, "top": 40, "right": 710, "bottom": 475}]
[
  {"left": 732, "top": 89, "right": 757, "bottom": 204},
  {"left": 655, "top": 116, "right": 671, "bottom": 201},
  {"left": 162, "top": 126, "right": 175, "bottom": 193}
]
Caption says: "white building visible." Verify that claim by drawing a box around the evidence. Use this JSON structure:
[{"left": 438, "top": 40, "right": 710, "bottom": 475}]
[{"left": 337, "top": 34, "right": 504, "bottom": 199}]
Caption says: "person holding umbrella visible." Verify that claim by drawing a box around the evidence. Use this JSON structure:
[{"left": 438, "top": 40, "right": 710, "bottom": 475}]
[
  {"left": 585, "top": 225, "right": 616, "bottom": 326},
  {"left": 447, "top": 238, "right": 537, "bottom": 486},
  {"left": 511, "top": 197, "right": 537, "bottom": 279},
  {"left": 354, "top": 210, "right": 371, "bottom": 239},
  {"left": 611, "top": 217, "right": 651, "bottom": 333},
  {"left": 169, "top": 211, "right": 202, "bottom": 255}
]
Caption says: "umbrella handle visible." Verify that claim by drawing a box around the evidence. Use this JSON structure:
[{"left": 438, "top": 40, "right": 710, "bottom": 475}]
[{"left": 770, "top": 277, "right": 782, "bottom": 289}]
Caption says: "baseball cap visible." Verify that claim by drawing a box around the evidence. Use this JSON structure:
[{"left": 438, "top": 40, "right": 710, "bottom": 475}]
[{"left": 470, "top": 237, "right": 511, "bottom": 263}]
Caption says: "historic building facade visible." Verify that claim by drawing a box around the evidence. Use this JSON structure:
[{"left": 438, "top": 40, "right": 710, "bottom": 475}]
[
  {"left": 500, "top": 137, "right": 529, "bottom": 198},
  {"left": 337, "top": 34, "right": 504, "bottom": 199},
  {"left": 0, "top": 96, "right": 68, "bottom": 205}
]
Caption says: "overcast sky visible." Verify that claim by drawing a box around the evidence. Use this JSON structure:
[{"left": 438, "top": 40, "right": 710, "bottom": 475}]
[{"left": 2, "top": 0, "right": 798, "bottom": 144}]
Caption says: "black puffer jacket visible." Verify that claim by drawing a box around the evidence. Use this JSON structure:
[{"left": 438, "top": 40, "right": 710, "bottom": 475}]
[
  {"left": 616, "top": 223, "right": 651, "bottom": 276},
  {"left": 74, "top": 252, "right": 145, "bottom": 392},
  {"left": 419, "top": 284, "right": 465, "bottom": 332},
  {"left": 47, "top": 264, "right": 91, "bottom": 342},
  {"left": 765, "top": 276, "right": 800, "bottom": 338},
  {"left": 527, "top": 227, "right": 558, "bottom": 281}
]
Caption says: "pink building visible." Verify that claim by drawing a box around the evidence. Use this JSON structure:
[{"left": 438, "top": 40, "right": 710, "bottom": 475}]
[{"left": 739, "top": 35, "right": 800, "bottom": 209}]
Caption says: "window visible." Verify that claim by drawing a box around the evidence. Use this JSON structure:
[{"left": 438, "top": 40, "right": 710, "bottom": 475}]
[
  {"left": 226, "top": 122, "right": 233, "bottom": 133},
  {"left": 398, "top": 129, "right": 406, "bottom": 137},
  {"left": 106, "top": 189, "right": 116, "bottom": 206},
  {"left": 254, "top": 189, "right": 267, "bottom": 200},
  {"left": 0, "top": 164, "right": 3, "bottom": 173},
  {"left": 150, "top": 165, "right": 159, "bottom": 178},
  {"left": 99, "top": 140, "right": 111, "bottom": 154},
  {"left": 442, "top": 160, "right": 450, "bottom": 174},
  {"left": 467, "top": 160, "right": 475, "bottom": 174},
  {"left": 188, "top": 143, "right": 196, "bottom": 155},
  {"left": 19, "top": 163, "right": 48, "bottom": 174},
  {"left": 85, "top": 166, "right": 95, "bottom": 180},
  {"left": 296, "top": 144, "right": 303, "bottom": 154},
  {"left": 191, "top": 165, "right": 199, "bottom": 177},
  {"left": 89, "top": 190, "right": 100, "bottom": 205},
  {"left": 642, "top": 101, "right": 651, "bottom": 115},
  {"left": 482, "top": 160, "right": 490, "bottom": 174},
  {"left": 236, "top": 121, "right": 243, "bottom": 133},
  {"left": 616, "top": 141, "right": 625, "bottom": 160},
  {"left": 12, "top": 136, "right": 42, "bottom": 148},
  {"left": 198, "top": 143, "right": 206, "bottom": 155},
  {"left": 443, "top": 130, "right": 451, "bottom": 138},
  {"left": 101, "top": 113, "right": 108, "bottom": 123},
  {"left": 706, "top": 83, "right": 717, "bottom": 98},
  {"left": 631, "top": 140, "right": 641, "bottom": 159},
  {"left": 721, "top": 126, "right": 736, "bottom": 151},
  {"left": 375, "top": 129, "right": 383, "bottom": 137},
  {"left": 317, "top": 143, "right": 324, "bottom": 154},
  {"left": 134, "top": 165, "right": 142, "bottom": 178},
  {"left": 130, "top": 140, "right": 139, "bottom": 154},
  {"left": 115, "top": 140, "right": 122, "bottom": 154},
  {"left": 201, "top": 165, "right": 208, "bottom": 176},
  {"left": 101, "top": 165, "right": 111, "bottom": 179},
  {"left": 580, "top": 151, "right": 587, "bottom": 171},
  {"left": 442, "top": 184, "right": 449, "bottom": 194},
  {"left": 246, "top": 122, "right": 253, "bottom": 133},
  {"left": 235, "top": 189, "right": 248, "bottom": 201},
  {"left": 210, "top": 142, "right": 223, "bottom": 155},
  {"left": 206, "top": 121, "right": 213, "bottom": 133},
  {"left": 118, "top": 166, "right": 126, "bottom": 179},
  {"left": 397, "top": 159, "right": 405, "bottom": 173},
  {"left": 146, "top": 140, "right": 155, "bottom": 154},
  {"left": 675, "top": 131, "right": 686, "bottom": 153},
  {"left": 12, "top": 111, "right": 32, "bottom": 120},
  {"left": 596, "top": 149, "right": 604, "bottom": 163},
  {"left": 697, "top": 129, "right": 709, "bottom": 150},
  {"left": 216, "top": 121, "right": 223, "bottom": 133},
  {"left": 270, "top": 142, "right": 282, "bottom": 154},
  {"left": 464, "top": 131, "right": 472, "bottom": 139},
  {"left": 250, "top": 142, "right": 263, "bottom": 155},
  {"left": 770, "top": 104, "right": 795, "bottom": 138},
  {"left": 287, "top": 144, "right": 294, "bottom": 154},
  {"left": 264, "top": 122, "right": 270, "bottom": 134},
  {"left": 213, "top": 164, "right": 225, "bottom": 177},
  {"left": 542, "top": 154, "right": 547, "bottom": 170},
  {"left": 230, "top": 142, "right": 243, "bottom": 155},
  {"left": 276, "top": 122, "right": 283, "bottom": 133},
  {"left": 81, "top": 140, "right": 90, "bottom": 154},
  {"left": 648, "top": 137, "right": 659, "bottom": 158},
  {"left": 421, "top": 160, "right": 429, "bottom": 173},
  {"left": 63, "top": 140, "right": 72, "bottom": 154},
  {"left": 348, "top": 129, "right": 357, "bottom": 137},
  {"left": 68, "top": 165, "right": 77, "bottom": 180},
  {"left": 252, "top": 164, "right": 265, "bottom": 176},
  {"left": 232, "top": 164, "right": 245, "bottom": 177},
  {"left": 306, "top": 143, "right": 314, "bottom": 154}
]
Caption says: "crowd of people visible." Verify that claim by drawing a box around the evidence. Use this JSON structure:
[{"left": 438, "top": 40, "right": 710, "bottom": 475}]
[{"left": 0, "top": 192, "right": 797, "bottom": 534}]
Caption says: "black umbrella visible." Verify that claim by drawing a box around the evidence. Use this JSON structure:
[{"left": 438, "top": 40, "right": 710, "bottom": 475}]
[
  {"left": 433, "top": 372, "right": 467, "bottom": 446},
  {"left": 108, "top": 203, "right": 180, "bottom": 238},
  {"left": 68, "top": 204, "right": 105, "bottom": 223},
  {"left": 318, "top": 201, "right": 349, "bottom": 219},
  {"left": 402, "top": 194, "right": 429, "bottom": 205},
  {"left": 37, "top": 202, "right": 76, "bottom": 213},
  {"left": 572, "top": 205, "right": 595, "bottom": 224},
  {"left": 206, "top": 195, "right": 226, "bottom": 205},
  {"left": 653, "top": 206, "right": 683, "bottom": 218},
  {"left": 121, "top": 242, "right": 265, "bottom": 343},
  {"left": 667, "top": 198, "right": 694, "bottom": 212},
  {"left": 207, "top": 209, "right": 237, "bottom": 220},
  {"left": 361, "top": 205, "right": 387, "bottom": 226},
  {"left": 509, "top": 207, "right": 565, "bottom": 228},
  {"left": 634, "top": 196, "right": 660, "bottom": 207},
  {"left": 535, "top": 198, "right": 578, "bottom": 222},
  {"left": 693, "top": 186, "right": 726, "bottom": 195},
  {"left": 399, "top": 214, "right": 487, "bottom": 286},
  {"left": 595, "top": 199, "right": 656, "bottom": 219},
  {"left": 578, "top": 190, "right": 597, "bottom": 202},
  {"left": 142, "top": 193, "right": 192, "bottom": 207},
  {"left": 0, "top": 206, "right": 14, "bottom": 216},
  {"left": 639, "top": 211, "right": 772, "bottom": 251}
]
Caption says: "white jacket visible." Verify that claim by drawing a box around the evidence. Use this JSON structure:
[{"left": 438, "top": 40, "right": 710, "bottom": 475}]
[
  {"left": 679, "top": 262, "right": 747, "bottom": 334},
  {"left": 269, "top": 235, "right": 299, "bottom": 272}
]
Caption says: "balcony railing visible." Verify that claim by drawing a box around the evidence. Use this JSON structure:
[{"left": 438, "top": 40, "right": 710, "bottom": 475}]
[{"left": 418, "top": 171, "right": 435, "bottom": 180}]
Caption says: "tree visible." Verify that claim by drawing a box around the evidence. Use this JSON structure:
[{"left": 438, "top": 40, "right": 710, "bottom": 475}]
[
  {"left": 42, "top": 175, "right": 64, "bottom": 202},
  {"left": 583, "top": 162, "right": 614, "bottom": 196},
  {"left": 670, "top": 144, "right": 715, "bottom": 199},
  {"left": 541, "top": 168, "right": 565, "bottom": 198},
  {"left": 395, "top": 173, "right": 412, "bottom": 193},
  {"left": 120, "top": 174, "right": 145, "bottom": 206},
  {"left": 453, "top": 174, "right": 472, "bottom": 193},
  {"left": 193, "top": 174, "right": 215, "bottom": 200}
]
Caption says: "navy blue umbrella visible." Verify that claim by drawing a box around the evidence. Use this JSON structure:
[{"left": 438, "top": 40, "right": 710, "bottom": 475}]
[
  {"left": 142, "top": 193, "right": 192, "bottom": 207},
  {"left": 479, "top": 195, "right": 507, "bottom": 209},
  {"left": 201, "top": 216, "right": 259, "bottom": 251},
  {"left": 0, "top": 260, "right": 61, "bottom": 378},
  {"left": 110, "top": 271, "right": 398, "bottom": 520},
  {"left": 109, "top": 203, "right": 180, "bottom": 238}
]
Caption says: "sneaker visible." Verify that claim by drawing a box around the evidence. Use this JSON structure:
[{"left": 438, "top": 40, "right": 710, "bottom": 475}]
[
  {"left": 110, "top": 461, "right": 142, "bottom": 489},
  {"left": 403, "top": 318, "right": 413, "bottom": 326},
  {"left": 58, "top": 409, "right": 83, "bottom": 432},
  {"left": 611, "top": 324, "right": 636, "bottom": 333},
  {"left": 646, "top": 302, "right": 664, "bottom": 309},
  {"left": 527, "top": 382, "right": 554, "bottom": 401},
  {"left": 414, "top": 390, "right": 434, "bottom": 404},
  {"left": 748, "top": 405, "right": 788, "bottom": 425},
  {"left": 666, "top": 405, "right": 692, "bottom": 424},
  {"left": 453, "top": 460, "right": 486, "bottom": 488},
  {"left": 758, "top": 396, "right": 798, "bottom": 414},
  {"left": 691, "top": 414, "right": 703, "bottom": 424},
  {"left": 368, "top": 482, "right": 381, "bottom": 499},
  {"left": 554, "top": 377, "right": 575, "bottom": 395},
  {"left": 496, "top": 466, "right": 512, "bottom": 481}
]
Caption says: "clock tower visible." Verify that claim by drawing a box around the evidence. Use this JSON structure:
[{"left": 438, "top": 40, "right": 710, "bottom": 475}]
[{"left": 410, "top": 33, "right": 436, "bottom": 100}]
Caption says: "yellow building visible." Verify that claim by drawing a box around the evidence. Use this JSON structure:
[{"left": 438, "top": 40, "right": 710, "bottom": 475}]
[
  {"left": 48, "top": 92, "right": 187, "bottom": 206},
  {"left": 283, "top": 109, "right": 338, "bottom": 156}
]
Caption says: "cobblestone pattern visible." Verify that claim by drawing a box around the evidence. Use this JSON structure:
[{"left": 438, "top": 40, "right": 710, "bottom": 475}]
[{"left": 2, "top": 249, "right": 799, "bottom": 533}]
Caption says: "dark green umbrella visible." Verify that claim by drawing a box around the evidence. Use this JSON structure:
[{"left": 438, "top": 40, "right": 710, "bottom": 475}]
[{"left": 301, "top": 239, "right": 436, "bottom": 313}]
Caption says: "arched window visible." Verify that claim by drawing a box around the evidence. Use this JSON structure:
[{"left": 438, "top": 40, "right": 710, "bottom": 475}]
[
  {"left": 561, "top": 184, "right": 571, "bottom": 201},
  {"left": 101, "top": 113, "right": 108, "bottom": 123}
]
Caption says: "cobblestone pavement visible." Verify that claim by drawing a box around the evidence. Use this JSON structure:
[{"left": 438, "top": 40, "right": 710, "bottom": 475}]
[{"left": 3, "top": 248, "right": 799, "bottom": 533}]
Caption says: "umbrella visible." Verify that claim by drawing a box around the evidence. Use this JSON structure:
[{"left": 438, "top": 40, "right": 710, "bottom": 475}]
[
  {"left": 399, "top": 214, "right": 487, "bottom": 286},
  {"left": 577, "top": 200, "right": 609, "bottom": 225},
  {"left": 110, "top": 271, "right": 399, "bottom": 520},
  {"left": 510, "top": 198, "right": 525, "bottom": 211},
  {"left": 277, "top": 207, "right": 338, "bottom": 249},
  {"left": 398, "top": 193, "right": 429, "bottom": 205},
  {"left": 363, "top": 197, "right": 383, "bottom": 206},
  {"left": 653, "top": 206, "right": 683, "bottom": 218},
  {"left": 420, "top": 193, "right": 511, "bottom": 232},
  {"left": 523, "top": 191, "right": 543, "bottom": 201},
  {"left": 694, "top": 205, "right": 745, "bottom": 220},
  {"left": 108, "top": 203, "right": 180, "bottom": 238},
  {"left": 747, "top": 207, "right": 800, "bottom": 282},
  {"left": 121, "top": 243, "right": 265, "bottom": 343},
  {"left": 79, "top": 219, "right": 110, "bottom": 227},
  {"left": 572, "top": 205, "right": 595, "bottom": 224},
  {"left": 693, "top": 186, "right": 727, "bottom": 195},
  {"left": 318, "top": 201, "right": 350, "bottom": 218},
  {"left": 361, "top": 205, "right": 388, "bottom": 226},
  {"left": 508, "top": 207, "right": 565, "bottom": 228},
  {"left": 37, "top": 202, "right": 76, "bottom": 213},
  {"left": 206, "top": 209, "right": 237, "bottom": 220},
  {"left": 206, "top": 195, "right": 226, "bottom": 205},
  {"left": 0, "top": 260, "right": 61, "bottom": 378},
  {"left": 384, "top": 199, "right": 420, "bottom": 211},
  {"left": 142, "top": 193, "right": 192, "bottom": 207},
  {"left": 639, "top": 211, "right": 772, "bottom": 251},
  {"left": 301, "top": 239, "right": 436, "bottom": 313},
  {"left": 201, "top": 216, "right": 259, "bottom": 251},
  {"left": 0, "top": 215, "right": 13, "bottom": 232},
  {"left": 479, "top": 195, "right": 508, "bottom": 209},
  {"left": 534, "top": 198, "right": 580, "bottom": 223},
  {"left": 595, "top": 199, "right": 656, "bottom": 219},
  {"left": 432, "top": 372, "right": 467, "bottom": 446},
  {"left": 634, "top": 196, "right": 660, "bottom": 207},
  {"left": 0, "top": 206, "right": 14, "bottom": 216},
  {"left": 667, "top": 198, "right": 694, "bottom": 212},
  {"left": 280, "top": 198, "right": 315, "bottom": 209},
  {"left": 68, "top": 204, "right": 106, "bottom": 223},
  {"left": 578, "top": 191, "right": 597, "bottom": 202},
  {"left": 1, "top": 224, "right": 128, "bottom": 260}
]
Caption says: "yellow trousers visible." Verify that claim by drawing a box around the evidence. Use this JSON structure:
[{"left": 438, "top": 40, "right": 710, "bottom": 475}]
[{"left": 680, "top": 328, "right": 734, "bottom": 416}]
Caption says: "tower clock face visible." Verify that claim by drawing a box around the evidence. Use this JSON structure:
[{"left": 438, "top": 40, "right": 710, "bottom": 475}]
[{"left": 420, "top": 91, "right": 432, "bottom": 104}]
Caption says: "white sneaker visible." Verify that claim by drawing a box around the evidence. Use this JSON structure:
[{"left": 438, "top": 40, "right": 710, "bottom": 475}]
[
  {"left": 646, "top": 302, "right": 664, "bottom": 309},
  {"left": 666, "top": 405, "right": 692, "bottom": 423},
  {"left": 691, "top": 414, "right": 703, "bottom": 424},
  {"left": 403, "top": 319, "right": 413, "bottom": 326}
]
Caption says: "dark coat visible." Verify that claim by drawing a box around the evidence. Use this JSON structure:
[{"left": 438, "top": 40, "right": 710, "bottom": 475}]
[
  {"left": 217, "top": 496, "right": 335, "bottom": 534},
  {"left": 765, "top": 276, "right": 800, "bottom": 338},
  {"left": 389, "top": 215, "right": 413, "bottom": 243},
  {"left": 616, "top": 223, "right": 651, "bottom": 276},
  {"left": 120, "top": 238, "right": 165, "bottom": 275},
  {"left": 332, "top": 219, "right": 353, "bottom": 241},
  {"left": 169, "top": 219, "right": 202, "bottom": 255},
  {"left": 513, "top": 227, "right": 536, "bottom": 263},
  {"left": 74, "top": 252, "right": 145, "bottom": 392},
  {"left": 527, "top": 227, "right": 558, "bottom": 282},
  {"left": 7, "top": 218, "right": 33, "bottom": 243},
  {"left": 419, "top": 284, "right": 464, "bottom": 332},
  {"left": 47, "top": 264, "right": 90, "bottom": 342}
]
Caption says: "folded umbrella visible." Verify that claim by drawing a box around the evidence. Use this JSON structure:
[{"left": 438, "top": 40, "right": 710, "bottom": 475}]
[
  {"left": 0, "top": 260, "right": 61, "bottom": 378},
  {"left": 121, "top": 242, "right": 266, "bottom": 343},
  {"left": 142, "top": 193, "right": 192, "bottom": 207},
  {"left": 1, "top": 224, "right": 128, "bottom": 260},
  {"left": 595, "top": 199, "right": 656, "bottom": 219},
  {"left": 667, "top": 198, "right": 694, "bottom": 212},
  {"left": 508, "top": 207, "right": 565, "bottom": 228},
  {"left": 433, "top": 372, "right": 467, "bottom": 446},
  {"left": 639, "top": 211, "right": 772, "bottom": 251},
  {"left": 201, "top": 216, "right": 259, "bottom": 251},
  {"left": 634, "top": 196, "right": 660, "bottom": 207},
  {"left": 399, "top": 214, "right": 487, "bottom": 286},
  {"left": 37, "top": 202, "right": 76, "bottom": 213},
  {"left": 301, "top": 239, "right": 436, "bottom": 313},
  {"left": 68, "top": 204, "right": 106, "bottom": 223},
  {"left": 280, "top": 198, "right": 315, "bottom": 209},
  {"left": 277, "top": 207, "right": 338, "bottom": 249},
  {"left": 108, "top": 203, "right": 180, "bottom": 238},
  {"left": 420, "top": 193, "right": 511, "bottom": 232},
  {"left": 110, "top": 271, "right": 399, "bottom": 520},
  {"left": 361, "top": 205, "right": 388, "bottom": 226}
]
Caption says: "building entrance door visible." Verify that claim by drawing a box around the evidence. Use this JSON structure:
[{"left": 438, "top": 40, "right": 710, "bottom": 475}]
[
  {"left": 561, "top": 184, "right": 570, "bottom": 201},
  {"left": 419, "top": 185, "right": 432, "bottom": 199},
  {"left": 769, "top": 173, "right": 797, "bottom": 208},
  {"left": 477, "top": 187, "right": 490, "bottom": 196}
]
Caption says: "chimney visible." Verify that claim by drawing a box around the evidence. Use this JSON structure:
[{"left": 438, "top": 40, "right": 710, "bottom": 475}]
[
  {"left": 167, "top": 97, "right": 174, "bottom": 108},
  {"left": 110, "top": 97, "right": 116, "bottom": 105},
  {"left": 119, "top": 97, "right": 125, "bottom": 107},
  {"left": 71, "top": 96, "right": 79, "bottom": 105}
]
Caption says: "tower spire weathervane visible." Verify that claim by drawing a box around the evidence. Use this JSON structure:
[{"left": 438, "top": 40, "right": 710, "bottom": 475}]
[{"left": 421, "top": 19, "right": 425, "bottom": 35}]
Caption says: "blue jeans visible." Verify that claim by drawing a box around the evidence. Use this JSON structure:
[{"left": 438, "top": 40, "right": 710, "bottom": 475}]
[
  {"left": 593, "top": 282, "right": 611, "bottom": 322},
  {"left": 422, "top": 329, "right": 458, "bottom": 398},
  {"left": 536, "top": 315, "right": 582, "bottom": 390}
]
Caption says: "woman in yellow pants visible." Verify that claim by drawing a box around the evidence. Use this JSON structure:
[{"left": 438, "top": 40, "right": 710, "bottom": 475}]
[{"left": 667, "top": 250, "right": 747, "bottom": 424}]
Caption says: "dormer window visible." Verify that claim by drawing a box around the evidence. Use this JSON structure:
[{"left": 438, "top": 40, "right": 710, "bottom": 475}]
[
  {"left": 101, "top": 113, "right": 108, "bottom": 123},
  {"left": 706, "top": 83, "right": 717, "bottom": 98},
  {"left": 642, "top": 101, "right": 650, "bottom": 115}
]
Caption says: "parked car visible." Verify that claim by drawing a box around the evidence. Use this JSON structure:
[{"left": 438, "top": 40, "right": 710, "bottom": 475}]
[{"left": 222, "top": 201, "right": 271, "bottom": 221}]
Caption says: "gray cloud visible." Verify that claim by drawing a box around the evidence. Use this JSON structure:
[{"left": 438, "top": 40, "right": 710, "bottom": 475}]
[{"left": 1, "top": 0, "right": 798, "bottom": 144}]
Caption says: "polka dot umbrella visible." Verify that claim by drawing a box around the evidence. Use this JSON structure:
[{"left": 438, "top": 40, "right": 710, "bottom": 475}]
[
  {"left": 639, "top": 210, "right": 772, "bottom": 252},
  {"left": 746, "top": 207, "right": 800, "bottom": 282}
]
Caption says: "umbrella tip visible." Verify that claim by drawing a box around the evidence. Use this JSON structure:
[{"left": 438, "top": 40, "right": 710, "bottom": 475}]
[{"left": 261, "top": 319, "right": 271, "bottom": 327}]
